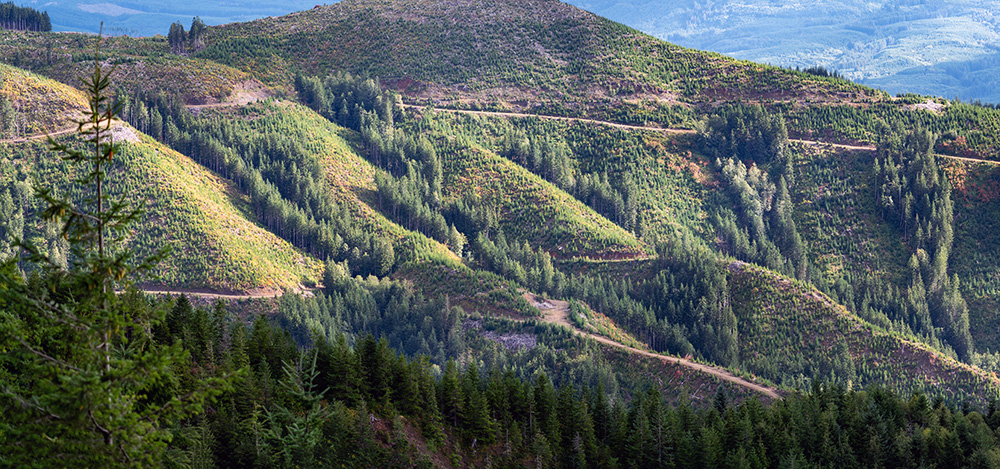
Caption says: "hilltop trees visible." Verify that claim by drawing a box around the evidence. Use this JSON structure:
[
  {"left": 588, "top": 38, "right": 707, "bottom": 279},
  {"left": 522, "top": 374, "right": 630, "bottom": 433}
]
[
  {"left": 0, "top": 2, "right": 50, "bottom": 32},
  {"left": 167, "top": 22, "right": 187, "bottom": 54},
  {"left": 167, "top": 17, "right": 207, "bottom": 54}
]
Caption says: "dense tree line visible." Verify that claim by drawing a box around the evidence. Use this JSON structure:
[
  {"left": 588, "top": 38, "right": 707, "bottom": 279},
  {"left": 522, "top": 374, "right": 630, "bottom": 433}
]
[
  {"left": 0, "top": 2, "right": 50, "bottom": 31},
  {"left": 560, "top": 237, "right": 739, "bottom": 367},
  {"left": 473, "top": 229, "right": 565, "bottom": 298},
  {"left": 13, "top": 283, "right": 1000, "bottom": 468},
  {"left": 294, "top": 73, "right": 459, "bottom": 253},
  {"left": 874, "top": 128, "right": 972, "bottom": 360},
  {"left": 499, "top": 130, "right": 639, "bottom": 233},
  {"left": 797, "top": 65, "right": 844, "bottom": 80},
  {"left": 704, "top": 105, "right": 808, "bottom": 280}
]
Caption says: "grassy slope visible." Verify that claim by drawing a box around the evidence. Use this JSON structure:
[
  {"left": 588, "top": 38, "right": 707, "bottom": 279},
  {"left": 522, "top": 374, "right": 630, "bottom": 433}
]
[
  {"left": 119, "top": 132, "right": 323, "bottom": 291},
  {"left": 729, "top": 261, "right": 1000, "bottom": 405},
  {"left": 195, "top": 0, "right": 1000, "bottom": 162},
  {"left": 6, "top": 0, "right": 1000, "bottom": 402},
  {"left": 411, "top": 109, "right": 1000, "bottom": 396},
  {"left": 424, "top": 111, "right": 713, "bottom": 244},
  {"left": 0, "top": 65, "right": 321, "bottom": 291},
  {"left": 200, "top": 0, "right": 880, "bottom": 109},
  {"left": 5, "top": 131, "right": 322, "bottom": 292},
  {"left": 209, "top": 101, "right": 463, "bottom": 267},
  {"left": 229, "top": 103, "right": 548, "bottom": 315},
  {"left": 438, "top": 139, "right": 646, "bottom": 259},
  {"left": 0, "top": 62, "right": 87, "bottom": 135}
]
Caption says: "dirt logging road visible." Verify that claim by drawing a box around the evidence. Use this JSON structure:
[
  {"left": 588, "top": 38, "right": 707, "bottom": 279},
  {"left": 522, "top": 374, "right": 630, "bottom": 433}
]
[
  {"left": 142, "top": 286, "right": 782, "bottom": 399},
  {"left": 402, "top": 104, "right": 1000, "bottom": 165},
  {"left": 522, "top": 293, "right": 782, "bottom": 400}
]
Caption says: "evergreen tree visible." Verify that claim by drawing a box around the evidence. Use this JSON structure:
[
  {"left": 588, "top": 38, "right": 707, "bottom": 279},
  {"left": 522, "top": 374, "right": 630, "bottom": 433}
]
[
  {"left": 168, "top": 21, "right": 187, "bottom": 54},
  {"left": 0, "top": 35, "right": 234, "bottom": 466},
  {"left": 188, "top": 17, "right": 207, "bottom": 52}
]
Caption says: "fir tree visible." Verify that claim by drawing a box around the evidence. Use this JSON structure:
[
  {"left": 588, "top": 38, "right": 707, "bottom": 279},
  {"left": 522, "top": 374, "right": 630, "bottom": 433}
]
[{"left": 0, "top": 31, "right": 235, "bottom": 466}]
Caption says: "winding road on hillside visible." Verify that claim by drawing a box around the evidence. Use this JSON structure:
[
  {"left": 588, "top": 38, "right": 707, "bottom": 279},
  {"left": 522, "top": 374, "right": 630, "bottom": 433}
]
[
  {"left": 0, "top": 125, "right": 79, "bottom": 143},
  {"left": 138, "top": 288, "right": 290, "bottom": 300},
  {"left": 401, "top": 104, "right": 1000, "bottom": 165},
  {"left": 0, "top": 119, "right": 136, "bottom": 144},
  {"left": 140, "top": 285, "right": 782, "bottom": 399},
  {"left": 521, "top": 292, "right": 782, "bottom": 399},
  {"left": 400, "top": 104, "right": 698, "bottom": 135}
]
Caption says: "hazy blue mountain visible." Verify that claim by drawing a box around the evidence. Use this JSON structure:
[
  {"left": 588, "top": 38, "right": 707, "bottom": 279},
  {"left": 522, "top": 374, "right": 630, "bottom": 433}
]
[
  {"left": 31, "top": 0, "right": 324, "bottom": 36},
  {"left": 564, "top": 0, "right": 1000, "bottom": 103}
]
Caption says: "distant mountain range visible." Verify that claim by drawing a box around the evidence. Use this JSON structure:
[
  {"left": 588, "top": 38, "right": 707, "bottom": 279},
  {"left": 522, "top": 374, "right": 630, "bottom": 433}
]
[
  {"left": 565, "top": 0, "right": 1000, "bottom": 103},
  {"left": 38, "top": 0, "right": 322, "bottom": 36}
]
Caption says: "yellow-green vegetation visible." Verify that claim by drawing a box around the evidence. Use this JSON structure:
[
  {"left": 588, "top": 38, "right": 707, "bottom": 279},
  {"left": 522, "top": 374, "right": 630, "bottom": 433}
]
[
  {"left": 124, "top": 132, "right": 323, "bottom": 291},
  {"left": 208, "top": 101, "right": 463, "bottom": 267},
  {"left": 728, "top": 261, "right": 1000, "bottom": 405},
  {"left": 417, "top": 110, "right": 713, "bottom": 245},
  {"left": 311, "top": 126, "right": 462, "bottom": 268},
  {"left": 2, "top": 129, "right": 322, "bottom": 292},
  {"left": 0, "top": 62, "right": 86, "bottom": 136},
  {"left": 439, "top": 139, "right": 646, "bottom": 259},
  {"left": 192, "top": 0, "right": 1000, "bottom": 162}
]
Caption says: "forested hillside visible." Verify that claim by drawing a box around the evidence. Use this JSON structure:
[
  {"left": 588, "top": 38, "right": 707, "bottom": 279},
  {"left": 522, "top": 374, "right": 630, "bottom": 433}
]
[
  {"left": 4, "top": 0, "right": 1000, "bottom": 466},
  {"left": 0, "top": 67, "right": 322, "bottom": 292}
]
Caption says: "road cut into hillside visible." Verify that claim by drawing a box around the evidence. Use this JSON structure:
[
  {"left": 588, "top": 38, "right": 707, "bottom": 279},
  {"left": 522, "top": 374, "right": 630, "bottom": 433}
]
[
  {"left": 522, "top": 292, "right": 782, "bottom": 399},
  {"left": 401, "top": 104, "right": 1000, "bottom": 166},
  {"left": 0, "top": 119, "right": 136, "bottom": 144}
]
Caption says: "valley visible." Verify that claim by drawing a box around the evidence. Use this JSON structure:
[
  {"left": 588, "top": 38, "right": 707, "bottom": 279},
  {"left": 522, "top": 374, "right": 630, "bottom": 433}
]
[{"left": 3, "top": 0, "right": 1000, "bottom": 466}]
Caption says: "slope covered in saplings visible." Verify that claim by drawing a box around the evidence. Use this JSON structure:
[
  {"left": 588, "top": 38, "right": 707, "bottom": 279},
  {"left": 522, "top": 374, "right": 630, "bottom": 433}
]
[
  {"left": 194, "top": 0, "right": 1000, "bottom": 162},
  {"left": 2, "top": 130, "right": 322, "bottom": 292},
  {"left": 200, "top": 0, "right": 880, "bottom": 115},
  {"left": 728, "top": 261, "right": 1000, "bottom": 406},
  {"left": 0, "top": 30, "right": 256, "bottom": 105},
  {"left": 438, "top": 139, "right": 646, "bottom": 259},
  {"left": 0, "top": 62, "right": 86, "bottom": 137},
  {"left": 0, "top": 64, "right": 321, "bottom": 292},
  {"left": 172, "top": 101, "right": 462, "bottom": 269},
  {"left": 942, "top": 158, "right": 1000, "bottom": 354}
]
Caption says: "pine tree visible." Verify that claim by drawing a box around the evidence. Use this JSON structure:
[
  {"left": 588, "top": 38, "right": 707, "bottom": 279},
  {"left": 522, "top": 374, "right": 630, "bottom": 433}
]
[
  {"left": 168, "top": 21, "right": 187, "bottom": 54},
  {"left": 0, "top": 32, "right": 235, "bottom": 466},
  {"left": 188, "top": 17, "right": 207, "bottom": 52}
]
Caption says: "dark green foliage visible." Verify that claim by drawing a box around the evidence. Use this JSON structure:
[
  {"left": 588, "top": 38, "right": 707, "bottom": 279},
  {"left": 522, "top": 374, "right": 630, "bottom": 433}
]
[
  {"left": 160, "top": 300, "right": 1000, "bottom": 468},
  {"left": 118, "top": 91, "right": 397, "bottom": 275},
  {"left": 168, "top": 22, "right": 187, "bottom": 54},
  {"left": 0, "top": 44, "right": 232, "bottom": 466},
  {"left": 704, "top": 105, "right": 809, "bottom": 280},
  {"left": 874, "top": 128, "right": 972, "bottom": 359}
]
